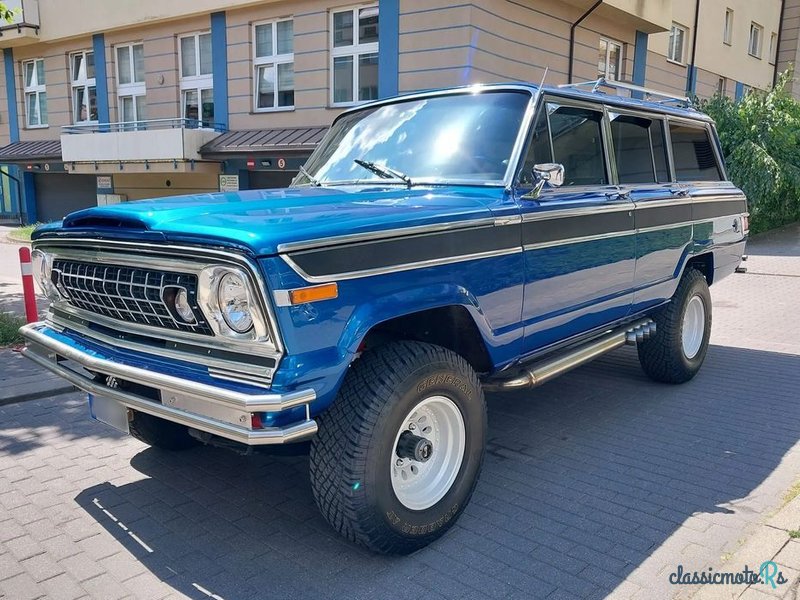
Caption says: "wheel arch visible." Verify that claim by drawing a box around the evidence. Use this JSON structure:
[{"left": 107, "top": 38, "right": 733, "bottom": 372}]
[{"left": 685, "top": 252, "right": 715, "bottom": 285}]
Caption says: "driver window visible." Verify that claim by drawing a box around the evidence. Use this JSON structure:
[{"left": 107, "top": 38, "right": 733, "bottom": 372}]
[{"left": 520, "top": 103, "right": 608, "bottom": 187}]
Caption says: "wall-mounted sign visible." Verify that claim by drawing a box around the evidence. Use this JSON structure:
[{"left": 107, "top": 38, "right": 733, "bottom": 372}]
[
  {"left": 96, "top": 176, "right": 114, "bottom": 193},
  {"left": 219, "top": 174, "right": 239, "bottom": 192},
  {"left": 277, "top": 158, "right": 286, "bottom": 169}
]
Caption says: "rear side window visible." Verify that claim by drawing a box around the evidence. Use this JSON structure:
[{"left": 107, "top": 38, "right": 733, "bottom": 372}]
[
  {"left": 609, "top": 113, "right": 670, "bottom": 184},
  {"left": 669, "top": 123, "right": 722, "bottom": 181}
]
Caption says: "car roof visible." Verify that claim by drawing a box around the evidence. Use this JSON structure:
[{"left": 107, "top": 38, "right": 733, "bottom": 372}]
[{"left": 344, "top": 82, "right": 713, "bottom": 124}]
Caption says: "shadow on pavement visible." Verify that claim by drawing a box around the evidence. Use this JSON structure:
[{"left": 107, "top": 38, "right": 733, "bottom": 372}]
[{"left": 70, "top": 343, "right": 800, "bottom": 600}]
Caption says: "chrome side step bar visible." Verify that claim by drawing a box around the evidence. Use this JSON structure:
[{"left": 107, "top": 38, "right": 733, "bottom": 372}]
[{"left": 483, "top": 318, "right": 656, "bottom": 392}]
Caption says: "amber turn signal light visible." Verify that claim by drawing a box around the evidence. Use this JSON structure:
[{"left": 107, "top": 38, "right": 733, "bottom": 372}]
[{"left": 289, "top": 282, "right": 338, "bottom": 305}]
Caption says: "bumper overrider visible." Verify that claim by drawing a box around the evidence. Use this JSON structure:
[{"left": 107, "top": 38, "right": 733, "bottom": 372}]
[{"left": 20, "top": 323, "right": 318, "bottom": 445}]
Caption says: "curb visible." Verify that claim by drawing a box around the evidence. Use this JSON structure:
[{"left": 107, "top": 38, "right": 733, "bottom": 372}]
[{"left": 0, "top": 383, "right": 77, "bottom": 406}]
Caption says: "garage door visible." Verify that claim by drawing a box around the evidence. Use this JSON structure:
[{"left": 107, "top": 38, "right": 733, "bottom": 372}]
[
  {"left": 248, "top": 170, "right": 297, "bottom": 190},
  {"left": 34, "top": 173, "right": 97, "bottom": 222}
]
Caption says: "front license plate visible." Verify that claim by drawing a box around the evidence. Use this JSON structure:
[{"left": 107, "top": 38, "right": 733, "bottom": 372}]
[{"left": 88, "top": 393, "right": 130, "bottom": 434}]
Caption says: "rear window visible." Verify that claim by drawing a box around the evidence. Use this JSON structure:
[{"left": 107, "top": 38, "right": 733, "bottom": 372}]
[
  {"left": 609, "top": 113, "right": 670, "bottom": 184},
  {"left": 669, "top": 123, "right": 722, "bottom": 182}
]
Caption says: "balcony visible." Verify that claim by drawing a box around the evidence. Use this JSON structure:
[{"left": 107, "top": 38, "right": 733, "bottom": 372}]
[
  {"left": 0, "top": 0, "right": 40, "bottom": 47},
  {"left": 60, "top": 119, "right": 224, "bottom": 175},
  {"left": 562, "top": 0, "right": 671, "bottom": 34}
]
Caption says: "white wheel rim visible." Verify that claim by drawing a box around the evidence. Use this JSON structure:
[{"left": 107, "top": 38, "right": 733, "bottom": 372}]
[
  {"left": 390, "top": 395, "right": 466, "bottom": 511},
  {"left": 682, "top": 295, "right": 705, "bottom": 359}
]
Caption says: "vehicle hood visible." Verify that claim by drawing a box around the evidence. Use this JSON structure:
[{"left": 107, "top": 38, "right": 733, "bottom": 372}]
[{"left": 35, "top": 185, "right": 505, "bottom": 256}]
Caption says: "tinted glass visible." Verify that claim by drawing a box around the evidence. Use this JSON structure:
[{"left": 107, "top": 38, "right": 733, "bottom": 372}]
[
  {"left": 132, "top": 44, "right": 144, "bottom": 82},
  {"left": 255, "top": 23, "right": 272, "bottom": 57},
  {"left": 299, "top": 91, "right": 529, "bottom": 184},
  {"left": 333, "top": 11, "right": 353, "bottom": 47},
  {"left": 276, "top": 20, "right": 293, "bottom": 54},
  {"left": 670, "top": 123, "right": 722, "bottom": 181},
  {"left": 548, "top": 105, "right": 607, "bottom": 186},
  {"left": 519, "top": 107, "right": 552, "bottom": 185},
  {"left": 610, "top": 114, "right": 668, "bottom": 184},
  {"left": 358, "top": 53, "right": 378, "bottom": 101},
  {"left": 117, "top": 46, "right": 131, "bottom": 85}
]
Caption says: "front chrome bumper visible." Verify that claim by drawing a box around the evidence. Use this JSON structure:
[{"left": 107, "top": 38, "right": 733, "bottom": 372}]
[{"left": 20, "top": 323, "right": 318, "bottom": 445}]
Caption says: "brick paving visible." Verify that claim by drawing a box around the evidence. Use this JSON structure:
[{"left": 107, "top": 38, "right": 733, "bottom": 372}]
[{"left": 0, "top": 223, "right": 799, "bottom": 600}]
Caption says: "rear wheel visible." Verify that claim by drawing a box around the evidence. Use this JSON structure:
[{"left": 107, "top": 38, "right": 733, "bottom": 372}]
[
  {"left": 638, "top": 269, "right": 712, "bottom": 384},
  {"left": 129, "top": 410, "right": 199, "bottom": 451},
  {"left": 309, "top": 341, "right": 486, "bottom": 554}
]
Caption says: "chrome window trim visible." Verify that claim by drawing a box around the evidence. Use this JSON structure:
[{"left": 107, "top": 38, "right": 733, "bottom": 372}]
[{"left": 32, "top": 238, "right": 285, "bottom": 374}]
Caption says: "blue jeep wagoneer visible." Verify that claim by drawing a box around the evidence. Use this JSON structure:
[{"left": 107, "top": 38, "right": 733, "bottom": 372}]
[{"left": 21, "top": 80, "right": 747, "bottom": 553}]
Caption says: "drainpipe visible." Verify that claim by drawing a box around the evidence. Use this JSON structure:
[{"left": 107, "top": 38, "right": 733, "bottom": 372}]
[
  {"left": 568, "top": 0, "right": 603, "bottom": 83},
  {"left": 773, "top": 0, "right": 786, "bottom": 87},
  {"left": 686, "top": 0, "right": 700, "bottom": 94}
]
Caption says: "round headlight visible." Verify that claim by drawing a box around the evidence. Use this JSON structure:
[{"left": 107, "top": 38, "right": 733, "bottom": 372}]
[
  {"left": 174, "top": 288, "right": 196, "bottom": 323},
  {"left": 217, "top": 272, "right": 253, "bottom": 333},
  {"left": 31, "top": 249, "right": 59, "bottom": 300}
]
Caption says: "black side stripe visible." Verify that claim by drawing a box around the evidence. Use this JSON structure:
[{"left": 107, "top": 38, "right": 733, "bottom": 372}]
[
  {"left": 692, "top": 199, "right": 747, "bottom": 221},
  {"left": 288, "top": 225, "right": 519, "bottom": 278},
  {"left": 522, "top": 209, "right": 633, "bottom": 246}
]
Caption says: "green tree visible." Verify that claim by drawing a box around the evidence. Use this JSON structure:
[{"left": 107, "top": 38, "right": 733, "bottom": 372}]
[
  {"left": 0, "top": 3, "right": 15, "bottom": 22},
  {"left": 698, "top": 69, "right": 800, "bottom": 233}
]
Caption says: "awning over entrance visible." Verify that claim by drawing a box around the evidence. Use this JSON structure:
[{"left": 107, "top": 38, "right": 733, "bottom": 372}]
[
  {"left": 0, "top": 140, "right": 62, "bottom": 162},
  {"left": 200, "top": 126, "right": 327, "bottom": 158}
]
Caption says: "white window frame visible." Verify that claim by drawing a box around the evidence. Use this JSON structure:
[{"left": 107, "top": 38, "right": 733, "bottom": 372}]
[
  {"left": 724, "top": 8, "right": 733, "bottom": 46},
  {"left": 667, "top": 23, "right": 687, "bottom": 65},
  {"left": 23, "top": 58, "right": 47, "bottom": 128},
  {"left": 178, "top": 31, "right": 214, "bottom": 126},
  {"left": 253, "top": 19, "right": 295, "bottom": 113},
  {"left": 769, "top": 32, "right": 778, "bottom": 64},
  {"left": 70, "top": 50, "right": 97, "bottom": 124},
  {"left": 598, "top": 37, "right": 623, "bottom": 80},
  {"left": 330, "top": 4, "right": 379, "bottom": 107},
  {"left": 115, "top": 42, "right": 146, "bottom": 127},
  {"left": 749, "top": 22, "right": 763, "bottom": 58}
]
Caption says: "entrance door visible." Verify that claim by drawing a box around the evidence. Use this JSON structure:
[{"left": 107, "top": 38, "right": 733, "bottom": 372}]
[{"left": 34, "top": 173, "right": 97, "bottom": 222}]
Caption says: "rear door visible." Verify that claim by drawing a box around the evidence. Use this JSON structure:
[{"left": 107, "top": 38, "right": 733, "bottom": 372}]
[
  {"left": 608, "top": 110, "right": 694, "bottom": 313},
  {"left": 515, "top": 97, "right": 636, "bottom": 355}
]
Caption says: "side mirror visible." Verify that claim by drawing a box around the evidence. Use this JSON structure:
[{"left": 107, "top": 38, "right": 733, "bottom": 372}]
[
  {"left": 522, "top": 163, "right": 565, "bottom": 199},
  {"left": 533, "top": 163, "right": 565, "bottom": 187}
]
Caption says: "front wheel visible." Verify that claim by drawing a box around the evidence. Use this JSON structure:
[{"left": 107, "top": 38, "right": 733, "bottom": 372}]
[
  {"left": 638, "top": 268, "right": 712, "bottom": 384},
  {"left": 309, "top": 341, "right": 486, "bottom": 554}
]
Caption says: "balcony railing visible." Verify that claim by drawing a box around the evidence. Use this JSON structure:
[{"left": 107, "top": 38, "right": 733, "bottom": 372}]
[
  {"left": 62, "top": 118, "right": 227, "bottom": 135},
  {"left": 60, "top": 118, "right": 224, "bottom": 164}
]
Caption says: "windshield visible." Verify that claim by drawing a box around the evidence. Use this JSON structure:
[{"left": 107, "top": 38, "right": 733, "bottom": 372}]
[{"left": 294, "top": 90, "right": 531, "bottom": 186}]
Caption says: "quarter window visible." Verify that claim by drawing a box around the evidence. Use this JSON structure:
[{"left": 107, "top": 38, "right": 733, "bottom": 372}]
[
  {"left": 253, "top": 19, "right": 294, "bottom": 111},
  {"left": 71, "top": 50, "right": 97, "bottom": 123},
  {"left": 522, "top": 104, "right": 607, "bottom": 187},
  {"left": 116, "top": 43, "right": 146, "bottom": 128},
  {"left": 669, "top": 123, "right": 722, "bottom": 182},
  {"left": 609, "top": 113, "right": 669, "bottom": 184},
  {"left": 331, "top": 6, "right": 379, "bottom": 105},
  {"left": 598, "top": 38, "right": 623, "bottom": 80},
  {"left": 23, "top": 58, "right": 47, "bottom": 128},
  {"left": 668, "top": 23, "right": 687, "bottom": 64},
  {"left": 179, "top": 32, "right": 213, "bottom": 127}
]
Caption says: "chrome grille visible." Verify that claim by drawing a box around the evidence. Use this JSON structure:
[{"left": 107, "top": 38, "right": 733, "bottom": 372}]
[{"left": 52, "top": 259, "right": 214, "bottom": 335}]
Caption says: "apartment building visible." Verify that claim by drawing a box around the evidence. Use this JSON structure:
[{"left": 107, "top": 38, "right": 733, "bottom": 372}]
[{"left": 0, "top": 0, "right": 785, "bottom": 223}]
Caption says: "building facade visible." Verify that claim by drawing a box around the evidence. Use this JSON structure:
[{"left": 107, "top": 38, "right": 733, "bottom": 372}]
[{"left": 0, "top": 0, "right": 786, "bottom": 223}]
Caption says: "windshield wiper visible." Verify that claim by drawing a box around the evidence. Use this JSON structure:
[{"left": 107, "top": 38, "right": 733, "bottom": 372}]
[
  {"left": 298, "top": 165, "right": 321, "bottom": 187},
  {"left": 353, "top": 159, "right": 412, "bottom": 188}
]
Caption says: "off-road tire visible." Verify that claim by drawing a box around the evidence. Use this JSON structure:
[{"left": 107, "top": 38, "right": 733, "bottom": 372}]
[
  {"left": 309, "top": 341, "right": 486, "bottom": 555},
  {"left": 129, "top": 410, "right": 199, "bottom": 451},
  {"left": 638, "top": 269, "right": 712, "bottom": 384}
]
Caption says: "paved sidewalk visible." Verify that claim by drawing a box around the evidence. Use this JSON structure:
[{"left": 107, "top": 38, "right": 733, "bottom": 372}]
[
  {"left": 0, "top": 348, "right": 75, "bottom": 406},
  {"left": 0, "top": 223, "right": 798, "bottom": 600}
]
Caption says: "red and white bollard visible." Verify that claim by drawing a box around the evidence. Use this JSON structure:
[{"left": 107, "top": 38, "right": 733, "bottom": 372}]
[{"left": 19, "top": 247, "right": 38, "bottom": 323}]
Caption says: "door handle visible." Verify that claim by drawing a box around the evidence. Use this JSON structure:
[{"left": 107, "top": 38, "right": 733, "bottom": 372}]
[
  {"left": 605, "top": 190, "right": 631, "bottom": 201},
  {"left": 670, "top": 188, "right": 689, "bottom": 197}
]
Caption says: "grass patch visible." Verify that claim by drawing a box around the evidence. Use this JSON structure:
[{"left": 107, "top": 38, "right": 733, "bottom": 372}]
[
  {"left": 0, "top": 312, "right": 25, "bottom": 347},
  {"left": 789, "top": 530, "right": 800, "bottom": 539},
  {"left": 784, "top": 481, "right": 800, "bottom": 506},
  {"left": 6, "top": 223, "right": 39, "bottom": 243}
]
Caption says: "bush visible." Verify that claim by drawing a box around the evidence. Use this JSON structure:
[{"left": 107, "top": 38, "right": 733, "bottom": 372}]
[{"left": 698, "top": 69, "right": 800, "bottom": 234}]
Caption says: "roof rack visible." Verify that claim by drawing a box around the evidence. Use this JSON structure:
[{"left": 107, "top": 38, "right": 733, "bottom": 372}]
[{"left": 558, "top": 78, "right": 693, "bottom": 107}]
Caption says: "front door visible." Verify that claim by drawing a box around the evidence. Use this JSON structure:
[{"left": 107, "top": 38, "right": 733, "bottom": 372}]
[{"left": 516, "top": 99, "right": 636, "bottom": 356}]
